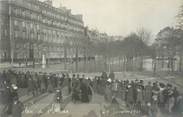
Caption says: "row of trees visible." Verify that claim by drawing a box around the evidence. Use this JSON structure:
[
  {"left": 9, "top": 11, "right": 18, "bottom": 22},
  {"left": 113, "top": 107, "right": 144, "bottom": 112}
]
[
  {"left": 83, "top": 3, "right": 183, "bottom": 73},
  {"left": 88, "top": 29, "right": 153, "bottom": 72},
  {"left": 154, "top": 27, "right": 183, "bottom": 73},
  {"left": 86, "top": 26, "right": 183, "bottom": 73}
]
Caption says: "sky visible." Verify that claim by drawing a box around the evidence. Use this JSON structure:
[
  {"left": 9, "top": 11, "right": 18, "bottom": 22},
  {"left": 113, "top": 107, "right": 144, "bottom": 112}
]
[{"left": 52, "top": 0, "right": 182, "bottom": 37}]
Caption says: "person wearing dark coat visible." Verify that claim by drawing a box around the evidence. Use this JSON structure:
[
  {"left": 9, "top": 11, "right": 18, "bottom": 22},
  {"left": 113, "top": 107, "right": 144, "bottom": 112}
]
[
  {"left": 12, "top": 97, "right": 24, "bottom": 117},
  {"left": 2, "top": 86, "right": 13, "bottom": 115},
  {"left": 27, "top": 77, "right": 34, "bottom": 96},
  {"left": 1, "top": 70, "right": 7, "bottom": 85},
  {"left": 72, "top": 82, "right": 80, "bottom": 103},
  {"left": 2, "top": 70, "right": 7, "bottom": 79},
  {"left": 87, "top": 84, "right": 93, "bottom": 102},
  {"left": 101, "top": 72, "right": 108, "bottom": 79},
  {"left": 109, "top": 71, "right": 115, "bottom": 80},
  {"left": 80, "top": 81, "right": 90, "bottom": 103}
]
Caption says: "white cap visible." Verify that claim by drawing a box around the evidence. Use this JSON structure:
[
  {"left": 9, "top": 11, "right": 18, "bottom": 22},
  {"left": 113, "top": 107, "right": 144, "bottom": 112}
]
[
  {"left": 107, "top": 78, "right": 112, "bottom": 83},
  {"left": 56, "top": 89, "right": 60, "bottom": 92},
  {"left": 12, "top": 84, "right": 18, "bottom": 90}
]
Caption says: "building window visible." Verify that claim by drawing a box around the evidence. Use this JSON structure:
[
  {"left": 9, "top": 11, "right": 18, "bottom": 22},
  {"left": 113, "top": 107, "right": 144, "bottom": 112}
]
[
  {"left": 25, "top": 10, "right": 30, "bottom": 18},
  {"left": 38, "top": 34, "right": 40, "bottom": 40},
  {"left": 30, "top": 23, "right": 33, "bottom": 29},
  {"left": 38, "top": 15, "right": 41, "bottom": 21},
  {"left": 27, "top": 2, "right": 31, "bottom": 8},
  {"left": 22, "top": 21, "right": 25, "bottom": 28},
  {"left": 43, "top": 19, "right": 46, "bottom": 23},
  {"left": 14, "top": 20, "right": 18, "bottom": 26},
  {"left": 31, "top": 33, "right": 34, "bottom": 39},
  {"left": 23, "top": 32, "right": 26, "bottom": 38},
  {"left": 13, "top": 8, "right": 17, "bottom": 15},
  {"left": 14, "top": 31, "right": 18, "bottom": 38},
  {"left": 36, "top": 24, "right": 39, "bottom": 30},
  {"left": 22, "top": 10, "right": 25, "bottom": 17},
  {"left": 4, "top": 29, "right": 7, "bottom": 37}
]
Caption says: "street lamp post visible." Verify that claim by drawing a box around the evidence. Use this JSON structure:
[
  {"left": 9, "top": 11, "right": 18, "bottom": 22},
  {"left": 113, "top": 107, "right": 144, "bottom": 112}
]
[{"left": 9, "top": 2, "right": 14, "bottom": 65}]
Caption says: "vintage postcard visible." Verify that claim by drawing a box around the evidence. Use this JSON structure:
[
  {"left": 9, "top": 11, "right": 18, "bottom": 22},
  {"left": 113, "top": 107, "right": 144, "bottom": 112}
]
[{"left": 0, "top": 0, "right": 183, "bottom": 117}]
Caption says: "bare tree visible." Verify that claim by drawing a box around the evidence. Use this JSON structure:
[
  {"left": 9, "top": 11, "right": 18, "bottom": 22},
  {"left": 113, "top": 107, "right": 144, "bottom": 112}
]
[
  {"left": 137, "top": 28, "right": 152, "bottom": 71},
  {"left": 137, "top": 27, "right": 152, "bottom": 45}
]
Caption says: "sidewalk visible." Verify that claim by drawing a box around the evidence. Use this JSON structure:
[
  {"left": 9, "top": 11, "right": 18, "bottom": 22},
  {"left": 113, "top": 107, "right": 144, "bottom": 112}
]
[{"left": 23, "top": 93, "right": 55, "bottom": 116}]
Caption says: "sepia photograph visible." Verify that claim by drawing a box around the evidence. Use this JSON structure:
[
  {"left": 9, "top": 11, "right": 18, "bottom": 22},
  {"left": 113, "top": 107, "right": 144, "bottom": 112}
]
[{"left": 0, "top": 0, "right": 183, "bottom": 117}]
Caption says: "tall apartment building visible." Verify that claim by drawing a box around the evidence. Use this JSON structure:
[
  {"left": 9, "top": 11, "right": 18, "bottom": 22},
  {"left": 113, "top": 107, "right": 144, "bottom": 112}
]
[{"left": 0, "top": 0, "right": 86, "bottom": 64}]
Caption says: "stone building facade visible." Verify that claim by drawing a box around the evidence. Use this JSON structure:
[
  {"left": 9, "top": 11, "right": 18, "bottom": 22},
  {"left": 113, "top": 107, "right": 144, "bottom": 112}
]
[{"left": 0, "top": 0, "right": 86, "bottom": 64}]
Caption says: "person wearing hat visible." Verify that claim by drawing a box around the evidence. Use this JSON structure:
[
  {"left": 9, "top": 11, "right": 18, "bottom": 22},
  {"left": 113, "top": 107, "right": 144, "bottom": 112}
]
[
  {"left": 159, "top": 83, "right": 166, "bottom": 108},
  {"left": 80, "top": 79, "right": 91, "bottom": 103},
  {"left": 168, "top": 90, "right": 175, "bottom": 113},
  {"left": 126, "top": 84, "right": 135, "bottom": 109},
  {"left": 152, "top": 82, "right": 160, "bottom": 105},
  {"left": 101, "top": 72, "right": 107, "bottom": 80},
  {"left": 1, "top": 85, "right": 12, "bottom": 116},
  {"left": 40, "top": 73, "right": 47, "bottom": 93},
  {"left": 111, "top": 80, "right": 118, "bottom": 97},
  {"left": 11, "top": 84, "right": 19, "bottom": 100},
  {"left": 119, "top": 80, "right": 126, "bottom": 101},
  {"left": 27, "top": 76, "right": 34, "bottom": 96},
  {"left": 136, "top": 84, "right": 144, "bottom": 113},
  {"left": 47, "top": 76, "right": 53, "bottom": 93},
  {"left": 172, "top": 87, "right": 179, "bottom": 108},
  {"left": 104, "top": 80, "right": 112, "bottom": 102},
  {"left": 144, "top": 82, "right": 152, "bottom": 104},
  {"left": 68, "top": 77, "right": 72, "bottom": 94},
  {"left": 109, "top": 71, "right": 115, "bottom": 81},
  {"left": 12, "top": 97, "right": 24, "bottom": 117}
]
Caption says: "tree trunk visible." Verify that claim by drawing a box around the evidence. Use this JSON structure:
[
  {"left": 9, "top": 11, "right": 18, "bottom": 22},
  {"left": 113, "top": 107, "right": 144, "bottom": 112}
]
[
  {"left": 123, "top": 56, "right": 126, "bottom": 72},
  {"left": 126, "top": 57, "right": 129, "bottom": 71},
  {"left": 131, "top": 57, "right": 134, "bottom": 71},
  {"left": 118, "top": 57, "right": 121, "bottom": 72},
  {"left": 179, "top": 55, "right": 182, "bottom": 72},
  {"left": 153, "top": 59, "right": 156, "bottom": 75},
  {"left": 140, "top": 56, "right": 144, "bottom": 71},
  {"left": 104, "top": 56, "right": 107, "bottom": 72},
  {"left": 171, "top": 57, "right": 174, "bottom": 73},
  {"left": 162, "top": 55, "right": 164, "bottom": 68},
  {"left": 94, "top": 58, "right": 97, "bottom": 72},
  {"left": 134, "top": 57, "right": 136, "bottom": 71}
]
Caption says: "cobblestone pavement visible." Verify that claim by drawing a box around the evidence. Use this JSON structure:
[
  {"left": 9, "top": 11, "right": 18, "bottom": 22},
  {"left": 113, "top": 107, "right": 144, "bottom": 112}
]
[
  {"left": 40, "top": 94, "right": 105, "bottom": 117},
  {"left": 22, "top": 93, "right": 55, "bottom": 116}
]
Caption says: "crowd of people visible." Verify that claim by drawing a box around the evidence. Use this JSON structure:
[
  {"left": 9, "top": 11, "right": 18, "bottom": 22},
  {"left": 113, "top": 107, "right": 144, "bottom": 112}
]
[
  {"left": 91, "top": 72, "right": 183, "bottom": 117},
  {"left": 71, "top": 74, "right": 93, "bottom": 103},
  {"left": 0, "top": 70, "right": 183, "bottom": 117},
  {"left": 0, "top": 69, "right": 73, "bottom": 117},
  {"left": 0, "top": 69, "right": 95, "bottom": 117}
]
